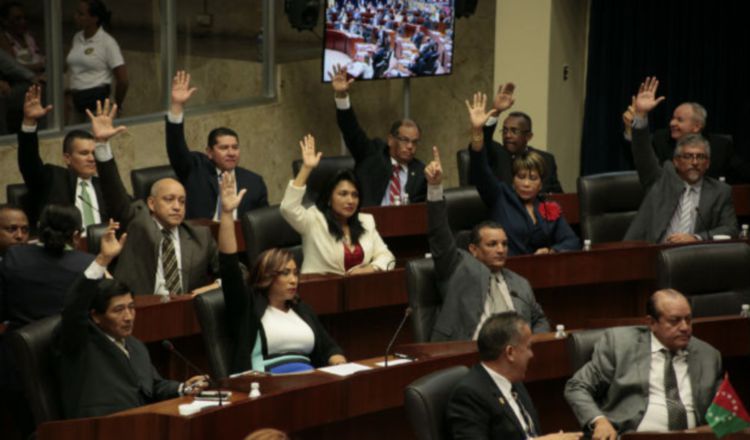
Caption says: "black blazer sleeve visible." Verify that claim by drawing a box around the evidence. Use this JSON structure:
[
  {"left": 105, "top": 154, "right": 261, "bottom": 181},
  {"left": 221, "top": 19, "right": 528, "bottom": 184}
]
[
  {"left": 219, "top": 252, "right": 256, "bottom": 342},
  {"left": 60, "top": 275, "right": 99, "bottom": 354},
  {"left": 17, "top": 129, "right": 48, "bottom": 199},
  {"left": 165, "top": 118, "right": 197, "bottom": 181},
  {"left": 96, "top": 159, "right": 135, "bottom": 228},
  {"left": 427, "top": 199, "right": 461, "bottom": 287},
  {"left": 336, "top": 106, "right": 376, "bottom": 162},
  {"left": 298, "top": 302, "right": 343, "bottom": 367}
]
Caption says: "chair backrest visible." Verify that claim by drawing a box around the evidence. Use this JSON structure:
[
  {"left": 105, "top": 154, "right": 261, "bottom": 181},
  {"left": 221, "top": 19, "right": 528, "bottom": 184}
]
[
  {"left": 455, "top": 149, "right": 470, "bottom": 187},
  {"left": 8, "top": 315, "right": 63, "bottom": 425},
  {"left": 577, "top": 171, "right": 644, "bottom": 244},
  {"left": 193, "top": 289, "right": 233, "bottom": 379},
  {"left": 404, "top": 365, "right": 469, "bottom": 440},
  {"left": 6, "top": 183, "right": 30, "bottom": 213},
  {"left": 657, "top": 242, "right": 750, "bottom": 317},
  {"left": 566, "top": 327, "right": 610, "bottom": 372},
  {"left": 444, "top": 187, "right": 488, "bottom": 250},
  {"left": 85, "top": 222, "right": 109, "bottom": 256},
  {"left": 241, "top": 204, "right": 302, "bottom": 267},
  {"left": 130, "top": 165, "right": 177, "bottom": 201},
  {"left": 406, "top": 257, "right": 440, "bottom": 343},
  {"left": 291, "top": 156, "right": 355, "bottom": 204}
]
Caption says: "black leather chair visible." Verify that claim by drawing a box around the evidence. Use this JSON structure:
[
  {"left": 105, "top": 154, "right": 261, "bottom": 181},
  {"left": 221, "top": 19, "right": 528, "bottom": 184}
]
[
  {"left": 241, "top": 204, "right": 302, "bottom": 267},
  {"left": 130, "top": 165, "right": 177, "bottom": 200},
  {"left": 456, "top": 149, "right": 471, "bottom": 187},
  {"left": 566, "top": 327, "right": 610, "bottom": 372},
  {"left": 444, "top": 187, "right": 488, "bottom": 250},
  {"left": 577, "top": 171, "right": 645, "bottom": 244},
  {"left": 193, "top": 289, "right": 233, "bottom": 379},
  {"left": 291, "top": 156, "right": 355, "bottom": 204},
  {"left": 85, "top": 222, "right": 110, "bottom": 256},
  {"left": 657, "top": 243, "right": 750, "bottom": 317},
  {"left": 406, "top": 257, "right": 439, "bottom": 343},
  {"left": 7, "top": 315, "right": 62, "bottom": 426},
  {"left": 404, "top": 365, "right": 469, "bottom": 440}
]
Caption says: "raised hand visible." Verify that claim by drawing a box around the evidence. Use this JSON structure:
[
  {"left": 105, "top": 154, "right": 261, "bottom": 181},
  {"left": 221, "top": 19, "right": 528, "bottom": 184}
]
[
  {"left": 219, "top": 171, "right": 247, "bottom": 213},
  {"left": 493, "top": 82, "right": 516, "bottom": 113},
  {"left": 97, "top": 219, "right": 127, "bottom": 266},
  {"left": 299, "top": 134, "right": 322, "bottom": 169},
  {"left": 465, "top": 92, "right": 498, "bottom": 130},
  {"left": 22, "top": 84, "right": 53, "bottom": 123},
  {"left": 86, "top": 99, "right": 127, "bottom": 142},
  {"left": 424, "top": 146, "right": 443, "bottom": 185},
  {"left": 329, "top": 64, "right": 353, "bottom": 97},
  {"left": 622, "top": 96, "right": 635, "bottom": 137},
  {"left": 171, "top": 70, "right": 198, "bottom": 109},
  {"left": 634, "top": 76, "right": 665, "bottom": 117}
]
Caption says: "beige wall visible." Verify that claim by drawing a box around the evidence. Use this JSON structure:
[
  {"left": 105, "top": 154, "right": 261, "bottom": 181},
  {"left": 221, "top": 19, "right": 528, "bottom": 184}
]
[{"left": 494, "top": 0, "right": 589, "bottom": 192}]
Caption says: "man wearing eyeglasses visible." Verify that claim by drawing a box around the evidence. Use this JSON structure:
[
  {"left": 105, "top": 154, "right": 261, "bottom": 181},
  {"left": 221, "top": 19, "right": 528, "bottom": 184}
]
[
  {"left": 470, "top": 83, "right": 564, "bottom": 193},
  {"left": 624, "top": 77, "right": 738, "bottom": 243},
  {"left": 329, "top": 64, "right": 426, "bottom": 206},
  {"left": 0, "top": 205, "right": 28, "bottom": 259}
]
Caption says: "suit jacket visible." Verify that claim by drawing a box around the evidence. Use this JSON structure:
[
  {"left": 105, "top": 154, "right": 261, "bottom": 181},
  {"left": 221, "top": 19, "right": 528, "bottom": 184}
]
[
  {"left": 624, "top": 125, "right": 738, "bottom": 242},
  {"left": 280, "top": 182, "right": 395, "bottom": 275},
  {"left": 470, "top": 145, "right": 580, "bottom": 256},
  {"left": 55, "top": 275, "right": 180, "bottom": 419},
  {"left": 428, "top": 198, "right": 550, "bottom": 342},
  {"left": 0, "top": 245, "right": 94, "bottom": 332},
  {"left": 96, "top": 158, "right": 218, "bottom": 295},
  {"left": 219, "top": 253, "right": 343, "bottom": 374},
  {"left": 165, "top": 118, "right": 268, "bottom": 219},
  {"left": 447, "top": 364, "right": 542, "bottom": 440},
  {"left": 468, "top": 120, "right": 563, "bottom": 193},
  {"left": 336, "top": 106, "right": 427, "bottom": 206},
  {"left": 17, "top": 129, "right": 108, "bottom": 224},
  {"left": 564, "top": 326, "right": 722, "bottom": 433}
]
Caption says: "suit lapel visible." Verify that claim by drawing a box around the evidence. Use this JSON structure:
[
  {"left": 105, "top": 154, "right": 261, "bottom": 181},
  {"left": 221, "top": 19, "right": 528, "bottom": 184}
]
[
  {"left": 179, "top": 224, "right": 195, "bottom": 292},
  {"left": 635, "top": 329, "right": 652, "bottom": 397},
  {"left": 686, "top": 341, "right": 703, "bottom": 421},
  {"left": 696, "top": 181, "right": 713, "bottom": 233},
  {"left": 476, "top": 365, "right": 527, "bottom": 436}
]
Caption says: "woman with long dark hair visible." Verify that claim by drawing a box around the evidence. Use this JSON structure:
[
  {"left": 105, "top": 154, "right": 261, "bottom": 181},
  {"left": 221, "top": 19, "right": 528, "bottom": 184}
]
[
  {"left": 280, "top": 134, "right": 395, "bottom": 275},
  {"left": 218, "top": 173, "right": 346, "bottom": 374}
]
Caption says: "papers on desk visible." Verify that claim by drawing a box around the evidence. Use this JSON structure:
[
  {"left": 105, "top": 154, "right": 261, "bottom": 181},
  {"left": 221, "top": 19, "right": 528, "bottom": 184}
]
[
  {"left": 178, "top": 399, "right": 230, "bottom": 416},
  {"left": 374, "top": 358, "right": 413, "bottom": 367},
  {"left": 318, "top": 363, "right": 372, "bottom": 376}
]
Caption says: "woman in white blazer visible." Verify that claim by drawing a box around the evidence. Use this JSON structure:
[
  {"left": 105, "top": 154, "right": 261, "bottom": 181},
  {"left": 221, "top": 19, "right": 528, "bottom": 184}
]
[{"left": 280, "top": 134, "right": 395, "bottom": 275}]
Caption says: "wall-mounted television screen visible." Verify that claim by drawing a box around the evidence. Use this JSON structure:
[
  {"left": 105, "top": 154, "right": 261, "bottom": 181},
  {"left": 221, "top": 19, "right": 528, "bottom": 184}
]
[{"left": 322, "top": 1, "right": 455, "bottom": 81}]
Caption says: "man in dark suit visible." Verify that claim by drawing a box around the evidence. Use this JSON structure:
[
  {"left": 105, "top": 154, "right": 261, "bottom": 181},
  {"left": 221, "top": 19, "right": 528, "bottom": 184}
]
[
  {"left": 565, "top": 289, "right": 722, "bottom": 438},
  {"left": 90, "top": 101, "right": 219, "bottom": 295},
  {"left": 330, "top": 64, "right": 427, "bottom": 206},
  {"left": 424, "top": 148, "right": 549, "bottom": 342},
  {"left": 447, "top": 311, "right": 582, "bottom": 440},
  {"left": 55, "top": 222, "right": 207, "bottom": 419},
  {"left": 17, "top": 85, "right": 110, "bottom": 227},
  {"left": 469, "top": 83, "right": 563, "bottom": 193},
  {"left": 0, "top": 204, "right": 28, "bottom": 259},
  {"left": 624, "top": 77, "right": 737, "bottom": 243},
  {"left": 166, "top": 70, "right": 268, "bottom": 220}
]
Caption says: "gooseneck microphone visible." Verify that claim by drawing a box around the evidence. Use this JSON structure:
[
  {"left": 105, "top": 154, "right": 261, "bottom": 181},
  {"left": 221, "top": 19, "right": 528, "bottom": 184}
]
[
  {"left": 162, "top": 340, "right": 221, "bottom": 405},
  {"left": 384, "top": 307, "right": 412, "bottom": 367},
  {"left": 694, "top": 207, "right": 710, "bottom": 241}
]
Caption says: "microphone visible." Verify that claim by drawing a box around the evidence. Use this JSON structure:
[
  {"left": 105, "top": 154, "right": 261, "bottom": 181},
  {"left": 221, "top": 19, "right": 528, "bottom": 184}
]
[
  {"left": 162, "top": 340, "right": 220, "bottom": 404},
  {"left": 510, "top": 290, "right": 533, "bottom": 310},
  {"left": 78, "top": 195, "right": 101, "bottom": 212},
  {"left": 694, "top": 207, "right": 709, "bottom": 241},
  {"left": 384, "top": 307, "right": 412, "bottom": 367}
]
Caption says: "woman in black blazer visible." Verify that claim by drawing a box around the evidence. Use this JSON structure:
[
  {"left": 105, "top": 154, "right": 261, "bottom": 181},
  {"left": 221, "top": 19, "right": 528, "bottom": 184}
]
[{"left": 217, "top": 173, "right": 346, "bottom": 375}]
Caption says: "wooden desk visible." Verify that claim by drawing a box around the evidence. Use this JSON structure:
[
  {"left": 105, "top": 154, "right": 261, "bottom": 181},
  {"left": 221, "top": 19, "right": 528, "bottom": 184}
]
[{"left": 37, "top": 317, "right": 750, "bottom": 440}]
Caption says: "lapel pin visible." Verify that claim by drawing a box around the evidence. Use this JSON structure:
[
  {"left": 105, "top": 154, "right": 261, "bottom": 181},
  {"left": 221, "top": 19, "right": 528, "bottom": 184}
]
[{"left": 498, "top": 396, "right": 506, "bottom": 406}]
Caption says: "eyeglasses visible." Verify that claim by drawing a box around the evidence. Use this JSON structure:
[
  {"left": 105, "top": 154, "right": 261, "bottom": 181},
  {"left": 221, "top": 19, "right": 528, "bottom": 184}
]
[
  {"left": 394, "top": 135, "right": 420, "bottom": 146},
  {"left": 676, "top": 153, "right": 708, "bottom": 162},
  {"left": 502, "top": 127, "right": 530, "bottom": 136}
]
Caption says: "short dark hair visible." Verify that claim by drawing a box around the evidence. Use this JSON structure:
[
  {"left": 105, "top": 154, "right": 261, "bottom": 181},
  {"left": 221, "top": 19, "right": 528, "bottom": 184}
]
[
  {"left": 315, "top": 169, "right": 365, "bottom": 244},
  {"left": 477, "top": 311, "right": 527, "bottom": 361},
  {"left": 646, "top": 289, "right": 687, "bottom": 320},
  {"left": 389, "top": 119, "right": 421, "bottom": 138},
  {"left": 511, "top": 150, "right": 547, "bottom": 180},
  {"left": 470, "top": 221, "right": 505, "bottom": 246},
  {"left": 207, "top": 127, "right": 239, "bottom": 149},
  {"left": 249, "top": 248, "right": 299, "bottom": 307},
  {"left": 89, "top": 278, "right": 131, "bottom": 314},
  {"left": 62, "top": 129, "right": 94, "bottom": 154},
  {"left": 38, "top": 204, "right": 81, "bottom": 256},
  {"left": 506, "top": 111, "right": 533, "bottom": 132},
  {"left": 82, "top": 0, "right": 112, "bottom": 29},
  {"left": 0, "top": 203, "right": 25, "bottom": 215}
]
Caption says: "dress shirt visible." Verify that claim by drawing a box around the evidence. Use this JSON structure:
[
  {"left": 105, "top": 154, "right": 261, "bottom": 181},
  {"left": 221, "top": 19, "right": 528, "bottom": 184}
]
[
  {"left": 481, "top": 363, "right": 531, "bottom": 436},
  {"left": 380, "top": 158, "right": 408, "bottom": 206},
  {"left": 74, "top": 176, "right": 102, "bottom": 225},
  {"left": 664, "top": 182, "right": 703, "bottom": 240},
  {"left": 153, "top": 220, "right": 182, "bottom": 296},
  {"left": 472, "top": 271, "right": 514, "bottom": 340}
]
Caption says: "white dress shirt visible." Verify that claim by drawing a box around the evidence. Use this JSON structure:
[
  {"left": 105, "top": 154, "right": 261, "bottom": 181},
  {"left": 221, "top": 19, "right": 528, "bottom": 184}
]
[{"left": 481, "top": 363, "right": 531, "bottom": 437}]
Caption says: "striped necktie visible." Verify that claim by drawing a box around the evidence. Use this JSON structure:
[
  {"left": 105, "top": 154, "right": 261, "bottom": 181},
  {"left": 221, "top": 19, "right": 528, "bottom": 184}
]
[
  {"left": 161, "top": 229, "right": 182, "bottom": 294},
  {"left": 389, "top": 164, "right": 401, "bottom": 204},
  {"left": 663, "top": 349, "right": 688, "bottom": 430}
]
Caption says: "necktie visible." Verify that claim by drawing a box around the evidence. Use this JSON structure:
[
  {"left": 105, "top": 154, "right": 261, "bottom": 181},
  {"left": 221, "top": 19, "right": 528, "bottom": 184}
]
[
  {"left": 489, "top": 275, "right": 510, "bottom": 314},
  {"left": 663, "top": 349, "right": 688, "bottom": 430},
  {"left": 389, "top": 164, "right": 401, "bottom": 204},
  {"left": 512, "top": 387, "right": 537, "bottom": 437},
  {"left": 79, "top": 181, "right": 95, "bottom": 227},
  {"left": 670, "top": 187, "right": 696, "bottom": 235},
  {"left": 161, "top": 229, "right": 182, "bottom": 294},
  {"left": 214, "top": 173, "right": 223, "bottom": 220}
]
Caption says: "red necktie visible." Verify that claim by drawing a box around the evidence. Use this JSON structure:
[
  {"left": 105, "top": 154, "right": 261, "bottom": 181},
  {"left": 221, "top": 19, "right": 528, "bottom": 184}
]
[{"left": 389, "top": 164, "right": 401, "bottom": 204}]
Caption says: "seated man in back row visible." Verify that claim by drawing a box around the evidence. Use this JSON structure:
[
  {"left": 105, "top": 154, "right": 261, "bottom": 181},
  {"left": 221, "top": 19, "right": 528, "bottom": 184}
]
[
  {"left": 564, "top": 289, "right": 722, "bottom": 439},
  {"left": 424, "top": 146, "right": 549, "bottom": 341},
  {"left": 624, "top": 77, "right": 737, "bottom": 242}
]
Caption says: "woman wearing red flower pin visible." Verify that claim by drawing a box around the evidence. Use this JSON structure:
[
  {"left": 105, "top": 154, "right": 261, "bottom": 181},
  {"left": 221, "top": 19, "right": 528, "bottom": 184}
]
[{"left": 466, "top": 92, "right": 581, "bottom": 256}]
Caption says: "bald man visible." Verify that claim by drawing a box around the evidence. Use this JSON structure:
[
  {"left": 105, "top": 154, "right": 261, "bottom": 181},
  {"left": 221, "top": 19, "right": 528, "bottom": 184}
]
[{"left": 90, "top": 102, "right": 218, "bottom": 295}]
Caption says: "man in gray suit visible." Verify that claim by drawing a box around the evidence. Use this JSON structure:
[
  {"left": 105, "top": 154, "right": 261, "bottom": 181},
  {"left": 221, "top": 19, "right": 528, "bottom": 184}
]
[
  {"left": 624, "top": 76, "right": 738, "bottom": 242},
  {"left": 424, "top": 147, "right": 549, "bottom": 342},
  {"left": 89, "top": 100, "right": 218, "bottom": 295},
  {"left": 564, "top": 289, "right": 722, "bottom": 439}
]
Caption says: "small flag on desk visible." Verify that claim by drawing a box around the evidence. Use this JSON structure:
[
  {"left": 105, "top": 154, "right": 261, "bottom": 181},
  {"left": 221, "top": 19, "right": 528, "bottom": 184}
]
[{"left": 706, "top": 374, "right": 750, "bottom": 438}]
